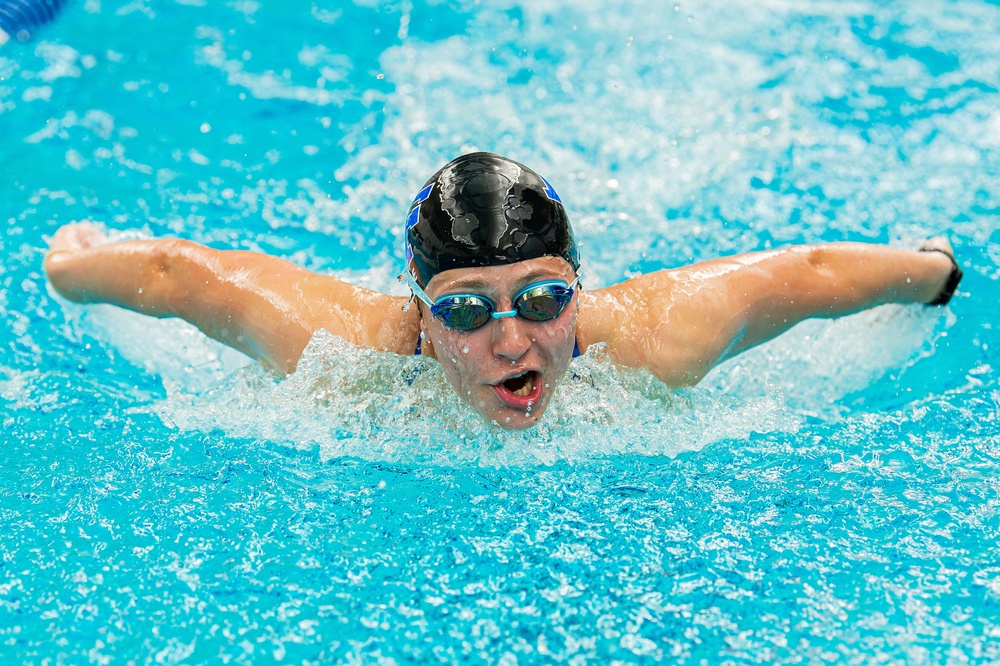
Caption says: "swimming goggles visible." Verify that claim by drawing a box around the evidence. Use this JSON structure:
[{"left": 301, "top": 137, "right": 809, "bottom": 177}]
[{"left": 405, "top": 273, "right": 580, "bottom": 332}]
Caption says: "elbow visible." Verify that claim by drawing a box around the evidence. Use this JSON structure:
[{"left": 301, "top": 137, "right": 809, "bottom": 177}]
[{"left": 805, "top": 246, "right": 831, "bottom": 271}]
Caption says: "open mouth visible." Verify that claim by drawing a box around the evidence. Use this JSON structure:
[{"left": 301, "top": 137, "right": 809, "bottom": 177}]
[{"left": 492, "top": 370, "right": 543, "bottom": 407}]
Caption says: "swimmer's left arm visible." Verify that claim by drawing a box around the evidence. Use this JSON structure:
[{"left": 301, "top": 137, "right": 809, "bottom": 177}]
[{"left": 579, "top": 241, "right": 961, "bottom": 386}]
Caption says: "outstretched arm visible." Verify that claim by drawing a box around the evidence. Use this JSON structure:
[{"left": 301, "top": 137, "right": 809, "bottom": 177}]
[
  {"left": 44, "top": 223, "right": 419, "bottom": 374},
  {"left": 577, "top": 241, "right": 961, "bottom": 386}
]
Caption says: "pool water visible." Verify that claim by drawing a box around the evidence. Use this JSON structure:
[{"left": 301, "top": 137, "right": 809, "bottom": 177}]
[{"left": 3, "top": 0, "right": 1000, "bottom": 662}]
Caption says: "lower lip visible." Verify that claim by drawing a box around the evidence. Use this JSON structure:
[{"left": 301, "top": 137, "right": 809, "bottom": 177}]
[{"left": 492, "top": 374, "right": 543, "bottom": 409}]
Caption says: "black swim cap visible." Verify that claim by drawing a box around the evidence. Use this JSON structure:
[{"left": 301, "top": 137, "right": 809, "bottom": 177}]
[{"left": 405, "top": 152, "right": 579, "bottom": 287}]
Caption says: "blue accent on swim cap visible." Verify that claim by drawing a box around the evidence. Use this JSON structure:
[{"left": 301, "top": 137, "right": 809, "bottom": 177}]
[
  {"left": 541, "top": 176, "right": 562, "bottom": 204},
  {"left": 405, "top": 182, "right": 435, "bottom": 264},
  {"left": 412, "top": 182, "right": 434, "bottom": 206}
]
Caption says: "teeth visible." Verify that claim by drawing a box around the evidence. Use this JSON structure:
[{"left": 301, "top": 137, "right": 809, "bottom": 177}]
[{"left": 513, "top": 373, "right": 533, "bottom": 397}]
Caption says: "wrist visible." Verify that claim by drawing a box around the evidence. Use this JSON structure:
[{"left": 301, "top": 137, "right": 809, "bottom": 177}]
[{"left": 918, "top": 247, "right": 962, "bottom": 306}]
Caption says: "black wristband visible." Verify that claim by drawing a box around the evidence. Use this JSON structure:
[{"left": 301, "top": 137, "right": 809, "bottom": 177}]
[{"left": 919, "top": 247, "right": 962, "bottom": 306}]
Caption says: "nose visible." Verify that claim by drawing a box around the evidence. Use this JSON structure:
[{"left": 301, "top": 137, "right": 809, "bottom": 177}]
[{"left": 492, "top": 314, "right": 531, "bottom": 361}]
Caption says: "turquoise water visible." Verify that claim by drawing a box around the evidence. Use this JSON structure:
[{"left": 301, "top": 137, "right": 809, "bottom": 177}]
[{"left": 3, "top": 0, "right": 1000, "bottom": 662}]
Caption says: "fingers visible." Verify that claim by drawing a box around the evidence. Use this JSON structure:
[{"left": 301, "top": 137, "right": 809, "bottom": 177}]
[
  {"left": 47, "top": 221, "right": 107, "bottom": 253},
  {"left": 919, "top": 236, "right": 954, "bottom": 258}
]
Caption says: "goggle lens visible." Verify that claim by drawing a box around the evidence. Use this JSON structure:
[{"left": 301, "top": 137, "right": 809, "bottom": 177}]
[
  {"left": 517, "top": 287, "right": 572, "bottom": 322},
  {"left": 435, "top": 298, "right": 492, "bottom": 331}
]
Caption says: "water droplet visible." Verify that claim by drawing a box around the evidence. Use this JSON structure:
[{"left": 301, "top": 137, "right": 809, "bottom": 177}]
[
  {"left": 544, "top": 383, "right": 551, "bottom": 388},
  {"left": 451, "top": 358, "right": 457, "bottom": 363},
  {"left": 462, "top": 346, "right": 470, "bottom": 354},
  {"left": 906, "top": 277, "right": 912, "bottom": 284},
  {"left": 137, "top": 287, "right": 144, "bottom": 294},
  {"left": 420, "top": 331, "right": 426, "bottom": 339},
  {"left": 505, "top": 417, "right": 511, "bottom": 423},
  {"left": 673, "top": 3, "right": 680, "bottom": 10}
]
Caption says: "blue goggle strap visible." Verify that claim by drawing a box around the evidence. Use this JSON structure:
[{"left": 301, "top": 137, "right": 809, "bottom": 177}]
[{"left": 404, "top": 271, "right": 435, "bottom": 308}]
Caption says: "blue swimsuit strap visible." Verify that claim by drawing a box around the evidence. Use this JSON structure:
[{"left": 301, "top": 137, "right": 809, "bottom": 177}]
[{"left": 415, "top": 336, "right": 581, "bottom": 357}]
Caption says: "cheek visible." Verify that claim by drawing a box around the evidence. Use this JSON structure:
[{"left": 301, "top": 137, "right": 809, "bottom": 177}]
[
  {"left": 428, "top": 327, "right": 484, "bottom": 387},
  {"left": 533, "top": 307, "right": 577, "bottom": 356}
]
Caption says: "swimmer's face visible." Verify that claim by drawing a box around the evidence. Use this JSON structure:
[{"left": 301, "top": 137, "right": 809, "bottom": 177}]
[{"left": 419, "top": 257, "right": 579, "bottom": 430}]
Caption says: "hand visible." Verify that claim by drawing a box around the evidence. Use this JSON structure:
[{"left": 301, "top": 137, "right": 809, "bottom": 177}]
[
  {"left": 47, "top": 221, "right": 107, "bottom": 254},
  {"left": 919, "top": 236, "right": 955, "bottom": 259},
  {"left": 917, "top": 237, "right": 962, "bottom": 306}
]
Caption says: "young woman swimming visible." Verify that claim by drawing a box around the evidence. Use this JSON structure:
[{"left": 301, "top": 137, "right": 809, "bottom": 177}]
[{"left": 44, "top": 152, "right": 962, "bottom": 429}]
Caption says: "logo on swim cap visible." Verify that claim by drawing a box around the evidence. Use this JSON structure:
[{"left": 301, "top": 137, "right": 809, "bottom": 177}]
[
  {"left": 405, "top": 153, "right": 579, "bottom": 287},
  {"left": 405, "top": 182, "right": 435, "bottom": 265}
]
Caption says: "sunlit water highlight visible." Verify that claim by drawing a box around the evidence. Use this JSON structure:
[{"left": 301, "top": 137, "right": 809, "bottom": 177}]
[{"left": 2, "top": 0, "right": 1000, "bottom": 663}]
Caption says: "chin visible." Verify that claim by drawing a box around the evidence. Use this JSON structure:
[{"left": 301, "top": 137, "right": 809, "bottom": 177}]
[{"left": 481, "top": 404, "right": 548, "bottom": 431}]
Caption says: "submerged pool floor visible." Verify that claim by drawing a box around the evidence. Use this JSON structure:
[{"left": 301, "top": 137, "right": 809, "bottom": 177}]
[{"left": 2, "top": 0, "right": 1000, "bottom": 662}]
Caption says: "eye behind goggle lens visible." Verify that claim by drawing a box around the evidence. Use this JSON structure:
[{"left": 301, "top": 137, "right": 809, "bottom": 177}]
[
  {"left": 517, "top": 289, "right": 572, "bottom": 322},
  {"left": 434, "top": 302, "right": 492, "bottom": 331}
]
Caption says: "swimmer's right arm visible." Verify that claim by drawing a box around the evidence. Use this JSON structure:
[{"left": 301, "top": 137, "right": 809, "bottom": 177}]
[{"left": 44, "top": 223, "right": 420, "bottom": 374}]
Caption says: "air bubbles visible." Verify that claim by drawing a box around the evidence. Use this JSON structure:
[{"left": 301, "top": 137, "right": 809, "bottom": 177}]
[{"left": 462, "top": 346, "right": 470, "bottom": 354}]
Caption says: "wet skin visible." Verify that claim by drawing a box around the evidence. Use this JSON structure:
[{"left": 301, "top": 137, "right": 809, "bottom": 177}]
[{"left": 417, "top": 257, "right": 578, "bottom": 431}]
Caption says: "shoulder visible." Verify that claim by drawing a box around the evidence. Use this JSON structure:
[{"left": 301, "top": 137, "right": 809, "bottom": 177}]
[
  {"left": 575, "top": 271, "right": 735, "bottom": 386},
  {"left": 291, "top": 276, "right": 421, "bottom": 354}
]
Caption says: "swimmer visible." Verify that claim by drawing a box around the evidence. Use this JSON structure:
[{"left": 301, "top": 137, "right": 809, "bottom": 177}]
[{"left": 44, "top": 152, "right": 963, "bottom": 430}]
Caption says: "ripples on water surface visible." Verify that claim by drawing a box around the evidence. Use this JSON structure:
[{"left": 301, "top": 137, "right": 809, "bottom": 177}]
[{"left": 2, "top": 0, "right": 1000, "bottom": 662}]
